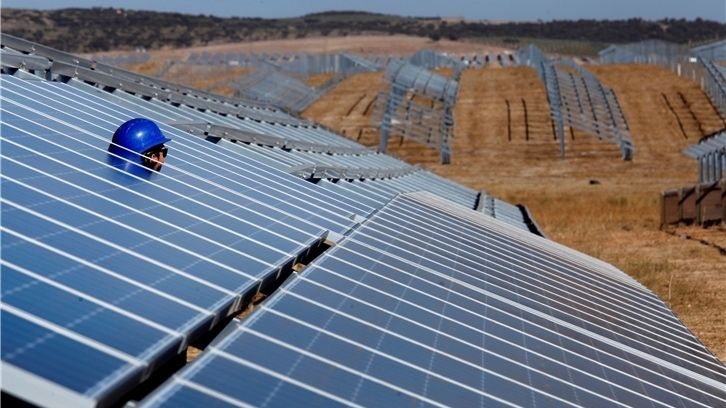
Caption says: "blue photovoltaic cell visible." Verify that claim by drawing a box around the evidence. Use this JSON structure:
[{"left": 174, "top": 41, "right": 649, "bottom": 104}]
[
  {"left": 2, "top": 267, "right": 179, "bottom": 359},
  {"left": 1, "top": 310, "right": 142, "bottom": 396},
  {"left": 142, "top": 193, "right": 726, "bottom": 408},
  {"left": 1, "top": 230, "right": 211, "bottom": 334},
  {"left": 142, "top": 385, "right": 242, "bottom": 408}
]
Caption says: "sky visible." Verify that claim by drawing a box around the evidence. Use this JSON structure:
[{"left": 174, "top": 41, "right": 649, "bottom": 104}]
[{"left": 2, "top": 0, "right": 725, "bottom": 21}]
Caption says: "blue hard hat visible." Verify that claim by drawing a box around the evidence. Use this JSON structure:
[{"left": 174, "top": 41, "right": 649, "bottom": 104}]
[{"left": 108, "top": 118, "right": 171, "bottom": 163}]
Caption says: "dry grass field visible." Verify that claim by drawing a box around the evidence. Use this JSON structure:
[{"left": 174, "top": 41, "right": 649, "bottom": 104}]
[
  {"left": 303, "top": 71, "right": 386, "bottom": 142},
  {"left": 92, "top": 35, "right": 510, "bottom": 60},
  {"left": 304, "top": 64, "right": 726, "bottom": 361}
]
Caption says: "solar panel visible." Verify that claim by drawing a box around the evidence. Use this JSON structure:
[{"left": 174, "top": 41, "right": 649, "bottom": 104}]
[
  {"left": 0, "top": 72, "right": 378, "bottom": 406},
  {"left": 685, "top": 131, "right": 726, "bottom": 158},
  {"left": 377, "top": 61, "right": 458, "bottom": 162},
  {"left": 234, "top": 68, "right": 322, "bottom": 113},
  {"left": 386, "top": 61, "right": 459, "bottom": 105},
  {"left": 141, "top": 192, "right": 725, "bottom": 408},
  {"left": 517, "top": 45, "right": 633, "bottom": 160},
  {"left": 315, "top": 171, "right": 480, "bottom": 213},
  {"left": 409, "top": 49, "right": 466, "bottom": 78}
]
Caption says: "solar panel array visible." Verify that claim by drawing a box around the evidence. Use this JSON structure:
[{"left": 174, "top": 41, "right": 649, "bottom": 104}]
[
  {"left": 0, "top": 73, "right": 353, "bottom": 408},
  {"left": 185, "top": 52, "right": 384, "bottom": 113},
  {"left": 2, "top": 35, "right": 725, "bottom": 408},
  {"left": 407, "top": 49, "right": 520, "bottom": 74},
  {"left": 517, "top": 45, "right": 634, "bottom": 160},
  {"left": 280, "top": 53, "right": 383, "bottom": 77},
  {"left": 555, "top": 60, "right": 633, "bottom": 158},
  {"left": 141, "top": 192, "right": 726, "bottom": 408},
  {"left": 684, "top": 130, "right": 726, "bottom": 183},
  {"left": 599, "top": 39, "right": 726, "bottom": 65},
  {"left": 113, "top": 48, "right": 520, "bottom": 73},
  {"left": 373, "top": 60, "right": 459, "bottom": 164}
]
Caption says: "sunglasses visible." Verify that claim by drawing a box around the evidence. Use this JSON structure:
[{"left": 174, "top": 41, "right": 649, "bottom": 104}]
[{"left": 145, "top": 145, "right": 168, "bottom": 158}]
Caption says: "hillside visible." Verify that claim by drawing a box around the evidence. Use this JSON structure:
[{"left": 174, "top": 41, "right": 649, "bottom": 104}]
[{"left": 2, "top": 8, "right": 724, "bottom": 53}]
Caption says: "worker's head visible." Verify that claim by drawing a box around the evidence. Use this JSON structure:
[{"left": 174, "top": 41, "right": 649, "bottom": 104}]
[{"left": 108, "top": 118, "right": 171, "bottom": 172}]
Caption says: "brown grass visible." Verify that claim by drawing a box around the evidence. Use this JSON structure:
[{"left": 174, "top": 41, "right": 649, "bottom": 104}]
[
  {"left": 305, "top": 64, "right": 726, "bottom": 361},
  {"left": 303, "top": 71, "right": 385, "bottom": 144}
]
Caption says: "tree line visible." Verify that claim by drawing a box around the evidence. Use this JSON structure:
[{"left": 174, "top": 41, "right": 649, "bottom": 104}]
[{"left": 2, "top": 8, "right": 723, "bottom": 53}]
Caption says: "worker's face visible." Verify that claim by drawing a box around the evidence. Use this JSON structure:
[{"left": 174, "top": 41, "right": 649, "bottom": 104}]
[{"left": 144, "top": 145, "right": 167, "bottom": 171}]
